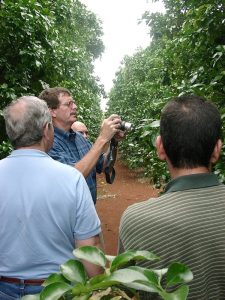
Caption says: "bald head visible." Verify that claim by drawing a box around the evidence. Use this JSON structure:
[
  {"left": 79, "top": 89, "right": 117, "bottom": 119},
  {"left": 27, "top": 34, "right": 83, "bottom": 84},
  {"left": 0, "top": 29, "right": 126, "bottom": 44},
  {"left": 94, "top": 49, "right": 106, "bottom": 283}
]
[{"left": 71, "top": 121, "right": 89, "bottom": 139}]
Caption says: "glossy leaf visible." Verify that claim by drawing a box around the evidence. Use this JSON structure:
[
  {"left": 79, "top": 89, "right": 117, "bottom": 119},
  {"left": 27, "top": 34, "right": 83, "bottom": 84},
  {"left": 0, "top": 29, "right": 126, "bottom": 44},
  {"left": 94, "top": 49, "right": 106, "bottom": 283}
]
[
  {"left": 40, "top": 282, "right": 71, "bottom": 300},
  {"left": 23, "top": 247, "right": 192, "bottom": 300},
  {"left": 166, "top": 262, "right": 193, "bottom": 287},
  {"left": 106, "top": 267, "right": 150, "bottom": 283},
  {"left": 124, "top": 280, "right": 161, "bottom": 293},
  {"left": 161, "top": 285, "right": 189, "bottom": 300},
  {"left": 89, "top": 273, "right": 109, "bottom": 285},
  {"left": 117, "top": 266, "right": 161, "bottom": 293},
  {"left": 90, "top": 280, "right": 119, "bottom": 290},
  {"left": 110, "top": 250, "right": 160, "bottom": 272},
  {"left": 42, "top": 273, "right": 69, "bottom": 287},
  {"left": 105, "top": 254, "right": 116, "bottom": 262},
  {"left": 60, "top": 259, "right": 87, "bottom": 284},
  {"left": 73, "top": 246, "right": 107, "bottom": 268},
  {"left": 150, "top": 120, "right": 160, "bottom": 128},
  {"left": 129, "top": 266, "right": 159, "bottom": 285},
  {"left": 22, "top": 295, "right": 40, "bottom": 300}
]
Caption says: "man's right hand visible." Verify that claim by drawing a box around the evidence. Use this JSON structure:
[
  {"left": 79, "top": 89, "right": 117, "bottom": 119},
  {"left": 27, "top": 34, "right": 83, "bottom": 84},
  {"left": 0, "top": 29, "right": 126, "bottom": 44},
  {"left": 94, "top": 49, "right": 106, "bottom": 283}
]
[
  {"left": 74, "top": 114, "right": 122, "bottom": 178},
  {"left": 99, "top": 114, "right": 122, "bottom": 143}
]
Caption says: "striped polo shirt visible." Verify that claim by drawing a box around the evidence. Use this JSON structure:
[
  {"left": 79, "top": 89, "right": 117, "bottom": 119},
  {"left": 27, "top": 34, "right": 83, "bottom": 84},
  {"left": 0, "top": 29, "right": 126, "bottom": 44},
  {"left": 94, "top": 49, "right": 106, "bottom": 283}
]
[{"left": 119, "top": 173, "right": 225, "bottom": 299}]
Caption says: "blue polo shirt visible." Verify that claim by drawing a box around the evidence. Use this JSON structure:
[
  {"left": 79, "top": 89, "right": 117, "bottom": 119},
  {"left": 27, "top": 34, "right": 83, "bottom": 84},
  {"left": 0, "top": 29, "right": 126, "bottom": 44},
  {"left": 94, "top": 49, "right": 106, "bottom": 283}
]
[
  {"left": 0, "top": 149, "right": 101, "bottom": 279},
  {"left": 48, "top": 127, "right": 104, "bottom": 204}
]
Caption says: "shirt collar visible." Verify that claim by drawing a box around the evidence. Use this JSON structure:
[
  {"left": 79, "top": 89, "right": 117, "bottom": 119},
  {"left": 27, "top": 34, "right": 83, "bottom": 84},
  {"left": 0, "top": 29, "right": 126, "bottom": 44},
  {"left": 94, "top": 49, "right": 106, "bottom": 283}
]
[
  {"left": 164, "top": 173, "right": 221, "bottom": 194},
  {"left": 54, "top": 126, "right": 76, "bottom": 140},
  {"left": 10, "top": 149, "right": 49, "bottom": 158}
]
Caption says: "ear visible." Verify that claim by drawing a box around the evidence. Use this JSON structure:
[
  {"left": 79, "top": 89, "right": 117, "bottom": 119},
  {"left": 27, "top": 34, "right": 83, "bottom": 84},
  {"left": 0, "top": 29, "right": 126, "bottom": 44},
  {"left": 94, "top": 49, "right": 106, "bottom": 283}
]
[
  {"left": 210, "top": 139, "right": 222, "bottom": 164},
  {"left": 43, "top": 122, "right": 50, "bottom": 139},
  {"left": 49, "top": 107, "right": 57, "bottom": 118},
  {"left": 156, "top": 135, "right": 167, "bottom": 161}
]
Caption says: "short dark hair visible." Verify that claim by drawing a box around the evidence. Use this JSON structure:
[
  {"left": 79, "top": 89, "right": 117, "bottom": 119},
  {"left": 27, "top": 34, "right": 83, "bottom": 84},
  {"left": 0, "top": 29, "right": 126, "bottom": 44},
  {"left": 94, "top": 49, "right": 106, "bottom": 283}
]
[
  {"left": 160, "top": 95, "right": 221, "bottom": 168},
  {"left": 39, "top": 87, "right": 71, "bottom": 109}
]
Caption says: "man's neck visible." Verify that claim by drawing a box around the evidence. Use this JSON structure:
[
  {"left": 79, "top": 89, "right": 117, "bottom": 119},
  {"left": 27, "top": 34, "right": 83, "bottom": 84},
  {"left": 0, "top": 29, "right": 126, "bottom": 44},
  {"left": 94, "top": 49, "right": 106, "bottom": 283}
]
[
  {"left": 169, "top": 166, "right": 210, "bottom": 179},
  {"left": 53, "top": 120, "right": 71, "bottom": 132},
  {"left": 17, "top": 144, "right": 45, "bottom": 152}
]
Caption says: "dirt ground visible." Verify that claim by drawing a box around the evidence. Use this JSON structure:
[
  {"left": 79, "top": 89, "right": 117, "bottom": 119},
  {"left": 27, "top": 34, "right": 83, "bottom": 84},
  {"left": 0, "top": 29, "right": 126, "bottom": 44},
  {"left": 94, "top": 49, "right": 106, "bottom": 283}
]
[{"left": 96, "top": 160, "right": 159, "bottom": 255}]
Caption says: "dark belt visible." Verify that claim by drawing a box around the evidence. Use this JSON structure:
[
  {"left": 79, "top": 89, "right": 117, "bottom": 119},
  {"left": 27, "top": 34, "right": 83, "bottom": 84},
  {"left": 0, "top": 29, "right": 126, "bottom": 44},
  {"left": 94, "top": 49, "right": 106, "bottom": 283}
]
[{"left": 0, "top": 276, "right": 45, "bottom": 285}]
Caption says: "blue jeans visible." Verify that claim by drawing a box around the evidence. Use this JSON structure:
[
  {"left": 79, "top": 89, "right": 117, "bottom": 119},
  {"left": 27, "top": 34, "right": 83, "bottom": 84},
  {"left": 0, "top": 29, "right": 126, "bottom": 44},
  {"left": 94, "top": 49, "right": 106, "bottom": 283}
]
[{"left": 0, "top": 282, "right": 43, "bottom": 299}]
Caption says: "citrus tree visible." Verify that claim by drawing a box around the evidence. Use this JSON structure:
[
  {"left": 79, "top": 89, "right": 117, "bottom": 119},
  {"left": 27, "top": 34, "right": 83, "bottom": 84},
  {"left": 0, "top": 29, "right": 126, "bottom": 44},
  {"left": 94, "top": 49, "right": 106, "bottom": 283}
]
[
  {"left": 107, "top": 0, "right": 225, "bottom": 186},
  {"left": 0, "top": 0, "right": 104, "bottom": 149}
]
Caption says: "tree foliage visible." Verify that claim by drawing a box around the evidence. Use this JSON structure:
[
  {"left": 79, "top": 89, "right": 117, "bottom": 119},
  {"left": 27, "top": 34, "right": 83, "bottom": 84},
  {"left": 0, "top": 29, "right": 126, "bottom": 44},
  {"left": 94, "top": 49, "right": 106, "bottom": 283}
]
[
  {"left": 0, "top": 0, "right": 104, "bottom": 145},
  {"left": 107, "top": 0, "right": 225, "bottom": 186}
]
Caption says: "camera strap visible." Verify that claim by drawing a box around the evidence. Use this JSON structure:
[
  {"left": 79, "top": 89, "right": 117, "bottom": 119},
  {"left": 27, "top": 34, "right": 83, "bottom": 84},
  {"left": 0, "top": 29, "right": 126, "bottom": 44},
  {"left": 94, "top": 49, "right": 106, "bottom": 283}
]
[{"left": 104, "top": 138, "right": 118, "bottom": 184}]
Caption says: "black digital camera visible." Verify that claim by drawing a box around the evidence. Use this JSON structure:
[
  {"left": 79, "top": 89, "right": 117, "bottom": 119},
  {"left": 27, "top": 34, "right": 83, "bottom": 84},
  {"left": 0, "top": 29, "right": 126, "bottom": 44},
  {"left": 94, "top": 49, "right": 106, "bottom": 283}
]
[{"left": 118, "top": 121, "right": 132, "bottom": 131}]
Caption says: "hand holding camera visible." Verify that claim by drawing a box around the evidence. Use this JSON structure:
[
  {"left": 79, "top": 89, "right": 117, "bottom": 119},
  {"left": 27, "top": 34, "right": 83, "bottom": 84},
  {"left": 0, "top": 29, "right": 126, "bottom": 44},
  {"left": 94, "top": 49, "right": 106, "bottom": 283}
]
[
  {"left": 100, "top": 115, "right": 132, "bottom": 143},
  {"left": 118, "top": 121, "right": 132, "bottom": 131},
  {"left": 103, "top": 116, "right": 132, "bottom": 184}
]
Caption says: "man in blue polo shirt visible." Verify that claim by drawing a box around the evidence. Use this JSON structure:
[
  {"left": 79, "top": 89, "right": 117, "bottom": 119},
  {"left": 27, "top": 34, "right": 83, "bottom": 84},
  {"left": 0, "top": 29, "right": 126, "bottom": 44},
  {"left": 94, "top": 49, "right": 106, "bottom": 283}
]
[
  {"left": 39, "top": 87, "right": 124, "bottom": 204},
  {"left": 0, "top": 96, "right": 104, "bottom": 299}
]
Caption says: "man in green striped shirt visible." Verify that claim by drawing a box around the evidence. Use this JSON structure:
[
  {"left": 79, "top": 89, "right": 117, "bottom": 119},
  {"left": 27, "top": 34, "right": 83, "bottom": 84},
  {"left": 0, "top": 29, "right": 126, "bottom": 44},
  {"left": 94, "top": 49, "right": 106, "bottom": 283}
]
[{"left": 119, "top": 95, "right": 225, "bottom": 299}]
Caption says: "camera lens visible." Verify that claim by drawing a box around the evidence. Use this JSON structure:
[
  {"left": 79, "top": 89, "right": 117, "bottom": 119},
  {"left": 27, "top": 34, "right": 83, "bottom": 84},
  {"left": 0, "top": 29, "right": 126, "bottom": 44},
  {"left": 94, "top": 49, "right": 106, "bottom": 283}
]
[{"left": 119, "top": 121, "right": 132, "bottom": 131}]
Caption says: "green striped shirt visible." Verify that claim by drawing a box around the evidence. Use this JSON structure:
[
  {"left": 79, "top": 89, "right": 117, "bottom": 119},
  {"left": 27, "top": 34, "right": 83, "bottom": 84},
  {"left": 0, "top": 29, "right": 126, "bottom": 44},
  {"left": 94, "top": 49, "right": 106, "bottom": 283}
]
[{"left": 119, "top": 173, "right": 225, "bottom": 299}]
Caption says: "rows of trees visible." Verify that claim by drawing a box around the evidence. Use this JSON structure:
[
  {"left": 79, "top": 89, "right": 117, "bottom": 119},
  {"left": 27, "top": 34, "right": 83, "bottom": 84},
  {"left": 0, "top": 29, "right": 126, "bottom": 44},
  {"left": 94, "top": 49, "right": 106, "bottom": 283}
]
[
  {"left": 107, "top": 0, "right": 225, "bottom": 186},
  {"left": 1, "top": 0, "right": 225, "bottom": 186},
  {"left": 0, "top": 0, "right": 105, "bottom": 157}
]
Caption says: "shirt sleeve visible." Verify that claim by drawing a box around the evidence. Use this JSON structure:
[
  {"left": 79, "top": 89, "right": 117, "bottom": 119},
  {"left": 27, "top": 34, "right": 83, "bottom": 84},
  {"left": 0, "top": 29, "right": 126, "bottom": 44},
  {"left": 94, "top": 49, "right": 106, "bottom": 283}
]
[
  {"left": 48, "top": 140, "right": 80, "bottom": 166},
  {"left": 73, "top": 172, "right": 101, "bottom": 240}
]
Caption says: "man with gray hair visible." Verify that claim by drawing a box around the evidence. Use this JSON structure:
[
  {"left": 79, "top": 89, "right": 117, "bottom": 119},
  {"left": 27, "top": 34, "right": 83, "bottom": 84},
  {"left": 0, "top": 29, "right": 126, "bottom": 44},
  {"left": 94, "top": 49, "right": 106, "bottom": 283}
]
[{"left": 0, "top": 96, "right": 104, "bottom": 299}]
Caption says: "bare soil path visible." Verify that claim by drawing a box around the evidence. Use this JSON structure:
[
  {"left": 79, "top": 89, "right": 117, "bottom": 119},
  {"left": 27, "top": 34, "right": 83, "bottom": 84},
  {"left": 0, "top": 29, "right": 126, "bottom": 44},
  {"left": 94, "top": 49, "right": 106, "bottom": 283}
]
[{"left": 96, "top": 160, "right": 159, "bottom": 255}]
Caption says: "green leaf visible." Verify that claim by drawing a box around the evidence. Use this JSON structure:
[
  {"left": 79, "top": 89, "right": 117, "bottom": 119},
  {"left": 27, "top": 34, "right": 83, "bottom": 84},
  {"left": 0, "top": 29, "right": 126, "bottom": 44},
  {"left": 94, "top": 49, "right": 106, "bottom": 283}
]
[
  {"left": 161, "top": 285, "right": 189, "bottom": 300},
  {"left": 40, "top": 282, "right": 71, "bottom": 300},
  {"left": 141, "top": 130, "right": 151, "bottom": 138},
  {"left": 42, "top": 273, "right": 69, "bottom": 287},
  {"left": 105, "top": 254, "right": 116, "bottom": 262},
  {"left": 120, "top": 266, "right": 161, "bottom": 293},
  {"left": 124, "top": 280, "right": 160, "bottom": 293},
  {"left": 106, "top": 267, "right": 150, "bottom": 283},
  {"left": 60, "top": 259, "right": 87, "bottom": 284},
  {"left": 166, "top": 262, "right": 193, "bottom": 287},
  {"left": 22, "top": 295, "right": 40, "bottom": 300},
  {"left": 91, "top": 279, "right": 119, "bottom": 290},
  {"left": 129, "top": 266, "right": 159, "bottom": 285},
  {"left": 73, "top": 246, "right": 107, "bottom": 268},
  {"left": 149, "top": 120, "right": 160, "bottom": 128},
  {"left": 89, "top": 273, "right": 108, "bottom": 285},
  {"left": 110, "top": 250, "right": 159, "bottom": 272}
]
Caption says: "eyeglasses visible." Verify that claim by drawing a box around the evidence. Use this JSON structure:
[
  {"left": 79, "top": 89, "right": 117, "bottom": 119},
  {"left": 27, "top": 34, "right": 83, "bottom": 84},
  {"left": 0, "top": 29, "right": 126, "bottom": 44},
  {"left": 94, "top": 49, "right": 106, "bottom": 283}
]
[{"left": 60, "top": 100, "right": 76, "bottom": 108}]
